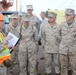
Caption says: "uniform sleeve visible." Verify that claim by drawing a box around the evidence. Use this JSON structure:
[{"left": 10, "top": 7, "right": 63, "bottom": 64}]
[
  {"left": 33, "top": 26, "right": 38, "bottom": 44},
  {"left": 41, "top": 25, "right": 46, "bottom": 47},
  {"left": 17, "top": 25, "right": 21, "bottom": 34},
  {"left": 36, "top": 17, "right": 40, "bottom": 33},
  {"left": 58, "top": 23, "right": 63, "bottom": 41},
  {"left": 73, "top": 23, "right": 76, "bottom": 44},
  {"left": 55, "top": 25, "right": 62, "bottom": 43}
]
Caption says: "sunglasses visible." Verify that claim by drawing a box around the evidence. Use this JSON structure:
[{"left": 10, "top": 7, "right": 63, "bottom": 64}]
[
  {"left": 48, "top": 17, "right": 54, "bottom": 18},
  {"left": 24, "top": 21, "right": 29, "bottom": 22},
  {"left": 13, "top": 18, "right": 18, "bottom": 20},
  {"left": 65, "top": 14, "right": 71, "bottom": 16},
  {"left": 27, "top": 9, "right": 32, "bottom": 11}
]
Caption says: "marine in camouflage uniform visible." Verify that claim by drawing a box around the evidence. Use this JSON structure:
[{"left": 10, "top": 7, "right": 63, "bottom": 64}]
[
  {"left": 18, "top": 16, "right": 38, "bottom": 75},
  {"left": 26, "top": 5, "right": 40, "bottom": 75},
  {"left": 41, "top": 12, "right": 60, "bottom": 75},
  {"left": 40, "top": 11, "right": 48, "bottom": 28},
  {"left": 6, "top": 14, "right": 20, "bottom": 75},
  {"left": 59, "top": 9, "right": 76, "bottom": 75}
]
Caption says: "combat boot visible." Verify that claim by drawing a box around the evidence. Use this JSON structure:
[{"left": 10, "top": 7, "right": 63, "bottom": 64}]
[
  {"left": 56, "top": 73, "right": 60, "bottom": 75},
  {"left": 8, "top": 72, "right": 13, "bottom": 75},
  {"left": 37, "top": 73, "right": 41, "bottom": 75},
  {"left": 68, "top": 70, "right": 72, "bottom": 75},
  {"left": 45, "top": 73, "right": 51, "bottom": 75},
  {"left": 36, "top": 61, "right": 41, "bottom": 75}
]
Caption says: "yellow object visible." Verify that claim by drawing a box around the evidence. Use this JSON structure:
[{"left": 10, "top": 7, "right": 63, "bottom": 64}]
[
  {"left": 0, "top": 32, "right": 11, "bottom": 65},
  {"left": 0, "top": 33, "right": 8, "bottom": 48}
]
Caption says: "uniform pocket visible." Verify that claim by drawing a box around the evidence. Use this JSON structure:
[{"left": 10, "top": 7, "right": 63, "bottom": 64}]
[{"left": 62, "top": 29, "right": 67, "bottom": 36}]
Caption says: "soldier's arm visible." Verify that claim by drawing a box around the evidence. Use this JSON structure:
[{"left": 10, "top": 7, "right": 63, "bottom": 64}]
[
  {"left": 73, "top": 23, "right": 76, "bottom": 43},
  {"left": 58, "top": 23, "right": 63, "bottom": 41},
  {"left": 33, "top": 26, "right": 38, "bottom": 44},
  {"left": 41, "top": 25, "right": 46, "bottom": 48},
  {"left": 36, "top": 17, "right": 40, "bottom": 33},
  {"left": 55, "top": 25, "right": 62, "bottom": 43}
]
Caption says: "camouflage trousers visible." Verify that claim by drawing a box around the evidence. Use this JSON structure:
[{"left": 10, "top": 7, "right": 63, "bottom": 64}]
[
  {"left": 0, "top": 64, "right": 7, "bottom": 75},
  {"left": 44, "top": 53, "right": 60, "bottom": 74},
  {"left": 18, "top": 49, "right": 37, "bottom": 75},
  {"left": 7, "top": 44, "right": 20, "bottom": 75},
  {"left": 60, "top": 53, "right": 76, "bottom": 75}
]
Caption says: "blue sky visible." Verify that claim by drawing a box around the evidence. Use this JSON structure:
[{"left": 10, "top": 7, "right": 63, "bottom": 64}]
[{"left": 12, "top": 0, "right": 76, "bottom": 16}]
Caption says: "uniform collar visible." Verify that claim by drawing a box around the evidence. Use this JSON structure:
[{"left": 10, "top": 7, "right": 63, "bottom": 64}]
[
  {"left": 49, "top": 23, "right": 57, "bottom": 29},
  {"left": 65, "top": 20, "right": 75, "bottom": 28},
  {"left": 11, "top": 23, "right": 18, "bottom": 29},
  {"left": 23, "top": 24, "right": 30, "bottom": 29}
]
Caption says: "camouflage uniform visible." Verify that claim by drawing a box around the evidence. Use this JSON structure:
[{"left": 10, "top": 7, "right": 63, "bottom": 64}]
[
  {"left": 41, "top": 12, "right": 60, "bottom": 74},
  {"left": 59, "top": 9, "right": 76, "bottom": 75},
  {"left": 0, "top": 65, "right": 7, "bottom": 75},
  {"left": 18, "top": 17, "right": 38, "bottom": 75},
  {"left": 7, "top": 22, "right": 20, "bottom": 62},
  {"left": 29, "top": 15, "right": 40, "bottom": 33},
  {"left": 26, "top": 5, "right": 40, "bottom": 33},
  {"left": 29, "top": 14, "right": 40, "bottom": 63},
  {"left": 26, "top": 5, "right": 40, "bottom": 74},
  {"left": 6, "top": 14, "right": 20, "bottom": 75},
  {"left": 42, "top": 23, "right": 60, "bottom": 74}
]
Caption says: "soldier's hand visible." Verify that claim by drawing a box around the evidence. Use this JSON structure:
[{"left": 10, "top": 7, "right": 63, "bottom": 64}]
[
  {"left": 12, "top": 46, "right": 16, "bottom": 50},
  {"left": 6, "top": 35, "right": 12, "bottom": 40}
]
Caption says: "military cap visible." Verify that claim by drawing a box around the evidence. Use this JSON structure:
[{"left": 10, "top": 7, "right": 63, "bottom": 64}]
[
  {"left": 26, "top": 5, "right": 33, "bottom": 10},
  {"left": 40, "top": 11, "right": 46, "bottom": 15},
  {"left": 11, "top": 14, "right": 18, "bottom": 19},
  {"left": 18, "top": 12, "right": 23, "bottom": 16},
  {"left": 65, "top": 8, "right": 75, "bottom": 15},
  {"left": 48, "top": 12, "right": 57, "bottom": 18}
]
